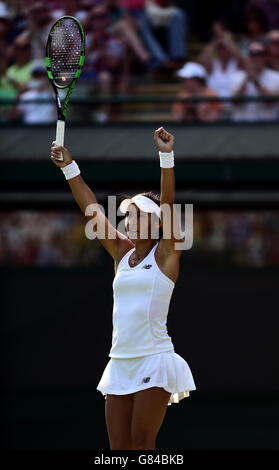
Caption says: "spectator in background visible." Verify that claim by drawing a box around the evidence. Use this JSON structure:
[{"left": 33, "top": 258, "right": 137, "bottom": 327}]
[
  {"left": 231, "top": 41, "right": 279, "bottom": 121},
  {"left": 0, "top": 1, "right": 13, "bottom": 57},
  {"left": 0, "top": 2, "right": 15, "bottom": 120},
  {"left": 107, "top": 0, "right": 151, "bottom": 68},
  {"left": 144, "top": 0, "right": 187, "bottom": 60},
  {"left": 13, "top": 60, "right": 56, "bottom": 124},
  {"left": 79, "top": 1, "right": 152, "bottom": 70},
  {"left": 6, "top": 0, "right": 30, "bottom": 41},
  {"left": 5, "top": 36, "right": 33, "bottom": 94},
  {"left": 266, "top": 29, "right": 279, "bottom": 70},
  {"left": 85, "top": 3, "right": 129, "bottom": 122},
  {"left": 17, "top": 2, "right": 53, "bottom": 60},
  {"left": 238, "top": 5, "right": 269, "bottom": 56},
  {"left": 0, "top": 47, "right": 17, "bottom": 121},
  {"left": 52, "top": 0, "right": 95, "bottom": 23},
  {"left": 172, "top": 62, "right": 222, "bottom": 122},
  {"left": 119, "top": 0, "right": 171, "bottom": 69},
  {"left": 199, "top": 22, "right": 247, "bottom": 99},
  {"left": 251, "top": 0, "right": 279, "bottom": 31}
]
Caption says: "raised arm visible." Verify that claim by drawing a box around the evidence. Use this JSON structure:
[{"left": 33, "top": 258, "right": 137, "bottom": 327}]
[
  {"left": 154, "top": 127, "right": 182, "bottom": 256},
  {"left": 50, "top": 142, "right": 133, "bottom": 262}
]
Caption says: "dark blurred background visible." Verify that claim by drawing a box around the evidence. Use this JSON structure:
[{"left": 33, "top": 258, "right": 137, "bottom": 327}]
[{"left": 1, "top": 0, "right": 279, "bottom": 451}]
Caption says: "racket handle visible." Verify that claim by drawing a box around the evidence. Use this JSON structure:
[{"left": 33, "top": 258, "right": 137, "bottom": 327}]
[{"left": 55, "top": 120, "right": 65, "bottom": 161}]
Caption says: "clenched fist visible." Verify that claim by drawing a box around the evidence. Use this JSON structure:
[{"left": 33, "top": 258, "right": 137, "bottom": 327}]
[
  {"left": 50, "top": 141, "right": 73, "bottom": 168},
  {"left": 154, "top": 127, "right": 174, "bottom": 153}
]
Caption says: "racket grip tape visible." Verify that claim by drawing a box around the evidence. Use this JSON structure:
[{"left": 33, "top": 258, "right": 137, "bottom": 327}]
[{"left": 55, "top": 120, "right": 65, "bottom": 161}]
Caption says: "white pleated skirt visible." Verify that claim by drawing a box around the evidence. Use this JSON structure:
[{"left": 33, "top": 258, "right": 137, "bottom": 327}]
[{"left": 96, "top": 350, "right": 196, "bottom": 406}]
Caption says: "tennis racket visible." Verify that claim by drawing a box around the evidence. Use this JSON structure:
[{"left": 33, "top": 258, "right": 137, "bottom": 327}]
[{"left": 46, "top": 16, "right": 85, "bottom": 161}]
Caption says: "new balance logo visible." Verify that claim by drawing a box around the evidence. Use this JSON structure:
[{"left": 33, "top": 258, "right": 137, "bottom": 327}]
[
  {"left": 142, "top": 377, "right": 151, "bottom": 384},
  {"left": 142, "top": 264, "right": 152, "bottom": 269}
]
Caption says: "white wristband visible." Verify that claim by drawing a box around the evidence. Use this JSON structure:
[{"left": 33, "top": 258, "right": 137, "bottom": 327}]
[
  {"left": 61, "top": 160, "right": 80, "bottom": 180},
  {"left": 159, "top": 150, "right": 174, "bottom": 168}
]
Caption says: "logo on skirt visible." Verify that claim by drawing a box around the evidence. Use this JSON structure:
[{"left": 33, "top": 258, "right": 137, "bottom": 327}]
[{"left": 142, "top": 377, "right": 151, "bottom": 383}]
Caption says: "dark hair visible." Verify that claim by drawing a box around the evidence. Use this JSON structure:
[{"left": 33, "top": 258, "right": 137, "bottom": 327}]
[
  {"left": 118, "top": 190, "right": 160, "bottom": 206},
  {"left": 244, "top": 5, "right": 269, "bottom": 33},
  {"left": 119, "top": 191, "right": 162, "bottom": 240},
  {"left": 139, "top": 190, "right": 160, "bottom": 204}
]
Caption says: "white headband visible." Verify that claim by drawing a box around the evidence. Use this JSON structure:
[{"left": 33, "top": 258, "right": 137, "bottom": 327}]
[{"left": 120, "top": 194, "right": 161, "bottom": 219}]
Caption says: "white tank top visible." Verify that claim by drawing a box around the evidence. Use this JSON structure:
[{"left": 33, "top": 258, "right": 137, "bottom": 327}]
[
  {"left": 208, "top": 58, "right": 238, "bottom": 97},
  {"left": 109, "top": 242, "right": 175, "bottom": 358}
]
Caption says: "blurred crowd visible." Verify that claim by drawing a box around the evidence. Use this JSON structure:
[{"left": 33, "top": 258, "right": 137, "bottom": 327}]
[
  {"left": 1, "top": 209, "right": 279, "bottom": 267},
  {"left": 0, "top": 211, "right": 102, "bottom": 266},
  {"left": 1, "top": 0, "right": 279, "bottom": 122}
]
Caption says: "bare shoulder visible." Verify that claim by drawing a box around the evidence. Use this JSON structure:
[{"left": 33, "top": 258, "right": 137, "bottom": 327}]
[{"left": 155, "top": 239, "right": 182, "bottom": 284}]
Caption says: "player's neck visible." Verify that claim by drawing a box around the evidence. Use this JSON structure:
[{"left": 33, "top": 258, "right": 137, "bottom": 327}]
[{"left": 133, "top": 240, "right": 157, "bottom": 257}]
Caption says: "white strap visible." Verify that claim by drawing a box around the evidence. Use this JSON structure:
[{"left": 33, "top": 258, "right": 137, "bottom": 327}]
[
  {"left": 61, "top": 160, "right": 80, "bottom": 180},
  {"left": 159, "top": 150, "right": 174, "bottom": 168}
]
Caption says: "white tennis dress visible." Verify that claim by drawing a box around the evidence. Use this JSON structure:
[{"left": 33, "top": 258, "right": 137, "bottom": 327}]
[{"left": 97, "top": 242, "right": 196, "bottom": 405}]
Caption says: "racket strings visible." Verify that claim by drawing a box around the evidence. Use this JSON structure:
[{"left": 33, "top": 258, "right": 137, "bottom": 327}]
[{"left": 50, "top": 18, "right": 82, "bottom": 87}]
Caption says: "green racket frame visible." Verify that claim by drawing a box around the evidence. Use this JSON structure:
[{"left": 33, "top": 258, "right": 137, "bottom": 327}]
[{"left": 45, "top": 16, "right": 85, "bottom": 159}]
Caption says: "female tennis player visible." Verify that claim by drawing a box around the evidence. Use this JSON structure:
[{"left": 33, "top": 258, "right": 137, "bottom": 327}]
[{"left": 50, "top": 126, "right": 196, "bottom": 450}]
